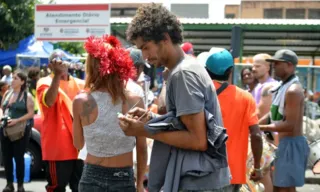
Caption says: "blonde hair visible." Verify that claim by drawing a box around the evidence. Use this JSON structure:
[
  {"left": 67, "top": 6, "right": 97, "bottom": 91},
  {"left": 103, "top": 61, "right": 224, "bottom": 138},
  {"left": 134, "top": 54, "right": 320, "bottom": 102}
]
[
  {"left": 253, "top": 53, "right": 272, "bottom": 64},
  {"left": 84, "top": 55, "right": 126, "bottom": 104}
]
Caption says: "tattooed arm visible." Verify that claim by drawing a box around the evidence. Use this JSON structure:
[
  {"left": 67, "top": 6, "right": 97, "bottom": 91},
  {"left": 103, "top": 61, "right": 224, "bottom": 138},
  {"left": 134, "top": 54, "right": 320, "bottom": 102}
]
[
  {"left": 257, "top": 84, "right": 273, "bottom": 118},
  {"left": 72, "top": 93, "right": 98, "bottom": 150}
]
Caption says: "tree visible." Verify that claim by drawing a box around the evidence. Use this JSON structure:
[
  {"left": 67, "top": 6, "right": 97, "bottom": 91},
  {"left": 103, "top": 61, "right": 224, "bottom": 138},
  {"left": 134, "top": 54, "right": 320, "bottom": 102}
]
[
  {"left": 55, "top": 42, "right": 86, "bottom": 55},
  {"left": 0, "top": 0, "right": 39, "bottom": 50}
]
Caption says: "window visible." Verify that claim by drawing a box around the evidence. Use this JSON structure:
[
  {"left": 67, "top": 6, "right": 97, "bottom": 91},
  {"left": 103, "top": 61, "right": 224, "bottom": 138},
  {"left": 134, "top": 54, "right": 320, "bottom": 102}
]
[
  {"left": 111, "top": 9, "right": 122, "bottom": 17},
  {"left": 264, "top": 9, "right": 283, "bottom": 19},
  {"left": 309, "top": 9, "right": 320, "bottom": 19},
  {"left": 123, "top": 9, "right": 137, "bottom": 16},
  {"left": 171, "top": 4, "right": 209, "bottom": 18},
  {"left": 286, "top": 9, "right": 305, "bottom": 19},
  {"left": 111, "top": 8, "right": 137, "bottom": 17},
  {"left": 225, "top": 14, "right": 235, "bottom": 19}
]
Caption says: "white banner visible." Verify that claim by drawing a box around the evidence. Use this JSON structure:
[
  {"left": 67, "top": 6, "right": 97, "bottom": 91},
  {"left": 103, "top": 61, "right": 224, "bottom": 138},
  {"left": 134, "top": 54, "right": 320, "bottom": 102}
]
[{"left": 35, "top": 4, "right": 110, "bottom": 42}]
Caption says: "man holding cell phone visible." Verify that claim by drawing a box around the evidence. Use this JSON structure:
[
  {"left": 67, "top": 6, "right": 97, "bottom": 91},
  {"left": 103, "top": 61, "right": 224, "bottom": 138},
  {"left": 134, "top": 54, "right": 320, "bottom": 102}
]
[{"left": 36, "top": 50, "right": 84, "bottom": 192}]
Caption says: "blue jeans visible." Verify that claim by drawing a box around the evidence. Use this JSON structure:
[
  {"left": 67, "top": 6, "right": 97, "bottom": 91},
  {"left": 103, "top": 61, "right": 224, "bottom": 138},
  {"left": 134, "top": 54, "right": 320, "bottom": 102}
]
[{"left": 79, "top": 163, "right": 136, "bottom": 192}]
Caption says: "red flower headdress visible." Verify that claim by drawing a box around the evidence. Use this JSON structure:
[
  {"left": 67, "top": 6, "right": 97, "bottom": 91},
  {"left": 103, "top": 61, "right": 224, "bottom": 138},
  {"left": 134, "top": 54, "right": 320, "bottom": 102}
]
[{"left": 84, "top": 35, "right": 136, "bottom": 81}]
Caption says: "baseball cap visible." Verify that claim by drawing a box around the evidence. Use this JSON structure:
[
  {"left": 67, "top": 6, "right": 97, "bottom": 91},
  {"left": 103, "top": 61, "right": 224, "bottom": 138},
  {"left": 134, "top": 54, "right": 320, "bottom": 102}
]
[
  {"left": 265, "top": 49, "right": 298, "bottom": 65},
  {"left": 127, "top": 47, "right": 150, "bottom": 68},
  {"left": 181, "top": 42, "right": 194, "bottom": 55},
  {"left": 199, "top": 47, "right": 234, "bottom": 76}
]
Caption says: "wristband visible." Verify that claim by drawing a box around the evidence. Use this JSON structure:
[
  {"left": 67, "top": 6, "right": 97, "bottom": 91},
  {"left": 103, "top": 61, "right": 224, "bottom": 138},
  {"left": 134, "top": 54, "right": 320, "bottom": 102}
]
[{"left": 254, "top": 168, "right": 263, "bottom": 173}]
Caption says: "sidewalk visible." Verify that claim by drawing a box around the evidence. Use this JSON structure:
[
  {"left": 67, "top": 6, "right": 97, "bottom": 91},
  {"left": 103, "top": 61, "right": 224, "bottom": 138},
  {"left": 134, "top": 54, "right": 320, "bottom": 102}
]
[{"left": 305, "top": 170, "right": 320, "bottom": 185}]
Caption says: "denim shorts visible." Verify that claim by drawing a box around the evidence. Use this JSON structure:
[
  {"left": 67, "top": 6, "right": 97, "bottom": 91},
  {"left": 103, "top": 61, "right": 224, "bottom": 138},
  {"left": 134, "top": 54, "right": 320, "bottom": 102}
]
[{"left": 79, "top": 163, "right": 136, "bottom": 192}]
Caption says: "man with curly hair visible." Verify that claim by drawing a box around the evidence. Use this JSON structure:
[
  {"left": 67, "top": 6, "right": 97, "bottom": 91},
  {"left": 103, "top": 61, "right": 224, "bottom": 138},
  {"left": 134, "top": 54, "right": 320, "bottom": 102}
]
[{"left": 119, "top": 4, "right": 231, "bottom": 192}]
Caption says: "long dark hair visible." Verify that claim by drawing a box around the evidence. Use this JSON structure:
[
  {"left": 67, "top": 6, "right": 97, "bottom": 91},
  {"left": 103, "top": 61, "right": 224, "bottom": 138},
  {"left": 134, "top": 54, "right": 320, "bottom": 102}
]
[
  {"left": 240, "top": 67, "right": 253, "bottom": 81},
  {"left": 15, "top": 71, "right": 28, "bottom": 92}
]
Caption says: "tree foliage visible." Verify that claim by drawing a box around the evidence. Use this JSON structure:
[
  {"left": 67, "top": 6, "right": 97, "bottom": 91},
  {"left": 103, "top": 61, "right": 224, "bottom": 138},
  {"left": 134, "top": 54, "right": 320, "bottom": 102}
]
[
  {"left": 55, "top": 42, "right": 85, "bottom": 55},
  {"left": 0, "top": 0, "right": 38, "bottom": 50},
  {"left": 0, "top": 0, "right": 84, "bottom": 55}
]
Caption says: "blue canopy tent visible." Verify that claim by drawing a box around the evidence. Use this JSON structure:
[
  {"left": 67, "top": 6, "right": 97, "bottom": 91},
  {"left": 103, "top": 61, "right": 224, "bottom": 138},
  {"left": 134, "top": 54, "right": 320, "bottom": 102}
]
[
  {"left": 0, "top": 35, "right": 80, "bottom": 68},
  {"left": 0, "top": 35, "right": 54, "bottom": 67}
]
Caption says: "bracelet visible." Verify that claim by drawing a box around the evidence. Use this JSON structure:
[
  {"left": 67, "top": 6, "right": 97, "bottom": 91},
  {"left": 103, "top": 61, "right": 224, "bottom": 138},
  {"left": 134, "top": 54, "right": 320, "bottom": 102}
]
[{"left": 254, "top": 168, "right": 263, "bottom": 173}]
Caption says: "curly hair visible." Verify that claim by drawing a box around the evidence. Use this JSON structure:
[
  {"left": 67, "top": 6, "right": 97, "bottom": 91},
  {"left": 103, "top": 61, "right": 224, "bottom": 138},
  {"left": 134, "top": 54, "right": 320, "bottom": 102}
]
[{"left": 126, "top": 3, "right": 183, "bottom": 44}]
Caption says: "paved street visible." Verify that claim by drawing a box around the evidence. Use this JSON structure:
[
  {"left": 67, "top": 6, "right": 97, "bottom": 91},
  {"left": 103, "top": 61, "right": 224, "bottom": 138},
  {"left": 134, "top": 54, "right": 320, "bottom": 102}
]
[
  {"left": 1, "top": 168, "right": 320, "bottom": 191},
  {"left": 0, "top": 167, "right": 71, "bottom": 192}
]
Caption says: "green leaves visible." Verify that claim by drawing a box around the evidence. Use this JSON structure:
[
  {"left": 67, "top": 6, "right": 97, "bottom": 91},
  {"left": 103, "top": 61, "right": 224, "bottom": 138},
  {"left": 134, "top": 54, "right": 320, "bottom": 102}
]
[
  {"left": 55, "top": 42, "right": 85, "bottom": 55},
  {"left": 0, "top": 0, "right": 37, "bottom": 50}
]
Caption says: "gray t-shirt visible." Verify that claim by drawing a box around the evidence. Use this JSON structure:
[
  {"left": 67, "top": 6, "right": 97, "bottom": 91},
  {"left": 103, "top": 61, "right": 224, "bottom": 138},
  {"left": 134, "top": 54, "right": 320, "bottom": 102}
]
[
  {"left": 166, "top": 56, "right": 223, "bottom": 124},
  {"left": 165, "top": 56, "right": 230, "bottom": 190}
]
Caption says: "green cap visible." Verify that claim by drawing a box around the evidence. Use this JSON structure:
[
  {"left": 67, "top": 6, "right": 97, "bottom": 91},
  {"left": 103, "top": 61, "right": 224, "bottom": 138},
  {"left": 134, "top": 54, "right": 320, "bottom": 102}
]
[{"left": 266, "top": 49, "right": 298, "bottom": 65}]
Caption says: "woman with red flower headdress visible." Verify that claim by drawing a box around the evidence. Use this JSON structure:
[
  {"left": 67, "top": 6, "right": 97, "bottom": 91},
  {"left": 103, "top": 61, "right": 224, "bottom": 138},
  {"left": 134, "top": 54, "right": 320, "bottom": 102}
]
[{"left": 72, "top": 35, "right": 148, "bottom": 192}]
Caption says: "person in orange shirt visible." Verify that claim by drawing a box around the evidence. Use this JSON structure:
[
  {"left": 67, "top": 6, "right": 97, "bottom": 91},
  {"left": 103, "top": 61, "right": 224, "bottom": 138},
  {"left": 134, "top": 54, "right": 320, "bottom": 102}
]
[
  {"left": 202, "top": 48, "right": 263, "bottom": 191},
  {"left": 36, "top": 50, "right": 84, "bottom": 192}
]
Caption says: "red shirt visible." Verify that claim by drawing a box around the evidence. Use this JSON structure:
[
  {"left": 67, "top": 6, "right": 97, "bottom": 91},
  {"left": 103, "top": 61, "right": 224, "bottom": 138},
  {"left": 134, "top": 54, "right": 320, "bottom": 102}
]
[{"left": 36, "top": 76, "right": 84, "bottom": 161}]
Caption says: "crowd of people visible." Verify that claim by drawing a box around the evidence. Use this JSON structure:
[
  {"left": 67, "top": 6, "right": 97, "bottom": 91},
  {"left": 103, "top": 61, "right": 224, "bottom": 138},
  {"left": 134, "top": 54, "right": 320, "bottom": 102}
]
[{"left": 0, "top": 3, "right": 315, "bottom": 192}]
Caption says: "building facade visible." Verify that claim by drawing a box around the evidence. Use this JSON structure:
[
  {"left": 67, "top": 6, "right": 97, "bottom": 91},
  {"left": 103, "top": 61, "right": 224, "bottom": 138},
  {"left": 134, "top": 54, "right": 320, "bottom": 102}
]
[{"left": 225, "top": 0, "right": 320, "bottom": 19}]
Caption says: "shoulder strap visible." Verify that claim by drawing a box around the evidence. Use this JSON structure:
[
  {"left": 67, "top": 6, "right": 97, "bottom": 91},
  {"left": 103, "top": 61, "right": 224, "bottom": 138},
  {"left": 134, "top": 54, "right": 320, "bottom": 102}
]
[
  {"left": 2, "top": 91, "right": 14, "bottom": 114},
  {"left": 24, "top": 91, "right": 28, "bottom": 108},
  {"left": 3, "top": 91, "right": 12, "bottom": 102},
  {"left": 216, "top": 82, "right": 229, "bottom": 95}
]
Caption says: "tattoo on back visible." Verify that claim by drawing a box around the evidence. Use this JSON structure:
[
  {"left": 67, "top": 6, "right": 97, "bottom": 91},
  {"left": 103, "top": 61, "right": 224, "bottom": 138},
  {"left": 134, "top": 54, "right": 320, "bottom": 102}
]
[{"left": 81, "top": 94, "right": 97, "bottom": 123}]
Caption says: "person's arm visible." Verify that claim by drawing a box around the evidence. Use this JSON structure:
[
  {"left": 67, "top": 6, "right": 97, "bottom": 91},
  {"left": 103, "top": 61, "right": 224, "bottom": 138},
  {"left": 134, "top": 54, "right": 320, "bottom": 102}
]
[
  {"left": 158, "top": 68, "right": 169, "bottom": 115},
  {"left": 120, "top": 111, "right": 208, "bottom": 151},
  {"left": 157, "top": 82, "right": 167, "bottom": 115},
  {"left": 119, "top": 71, "right": 208, "bottom": 151},
  {"left": 249, "top": 125, "right": 263, "bottom": 169},
  {"left": 0, "top": 91, "right": 8, "bottom": 117},
  {"left": 72, "top": 94, "right": 85, "bottom": 150},
  {"left": 128, "top": 94, "right": 148, "bottom": 191},
  {"left": 247, "top": 96, "right": 263, "bottom": 169},
  {"left": 257, "top": 84, "right": 273, "bottom": 118},
  {"left": 152, "top": 111, "right": 208, "bottom": 151},
  {"left": 44, "top": 59, "right": 68, "bottom": 107},
  {"left": 44, "top": 75, "right": 60, "bottom": 107},
  {"left": 260, "top": 85, "right": 304, "bottom": 132},
  {"left": 135, "top": 136, "right": 147, "bottom": 190},
  {"left": 259, "top": 113, "right": 270, "bottom": 125}
]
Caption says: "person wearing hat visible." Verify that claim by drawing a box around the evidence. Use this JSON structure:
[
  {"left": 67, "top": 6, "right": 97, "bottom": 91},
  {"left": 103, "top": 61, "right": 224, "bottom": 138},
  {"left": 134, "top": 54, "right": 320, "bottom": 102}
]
[
  {"left": 181, "top": 42, "right": 194, "bottom": 56},
  {"left": 126, "top": 47, "right": 150, "bottom": 99},
  {"left": 36, "top": 50, "right": 85, "bottom": 192},
  {"left": 202, "top": 48, "right": 263, "bottom": 191},
  {"left": 127, "top": 46, "right": 151, "bottom": 81},
  {"left": 259, "top": 49, "right": 309, "bottom": 191}
]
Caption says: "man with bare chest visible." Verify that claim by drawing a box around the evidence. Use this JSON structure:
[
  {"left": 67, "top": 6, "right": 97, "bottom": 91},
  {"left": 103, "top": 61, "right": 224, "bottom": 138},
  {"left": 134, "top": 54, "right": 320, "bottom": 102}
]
[{"left": 259, "top": 49, "right": 309, "bottom": 192}]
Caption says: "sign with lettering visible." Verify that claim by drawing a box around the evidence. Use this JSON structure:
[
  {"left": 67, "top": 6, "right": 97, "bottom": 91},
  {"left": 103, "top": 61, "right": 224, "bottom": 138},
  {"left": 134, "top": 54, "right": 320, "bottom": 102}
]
[{"left": 35, "top": 4, "right": 110, "bottom": 42}]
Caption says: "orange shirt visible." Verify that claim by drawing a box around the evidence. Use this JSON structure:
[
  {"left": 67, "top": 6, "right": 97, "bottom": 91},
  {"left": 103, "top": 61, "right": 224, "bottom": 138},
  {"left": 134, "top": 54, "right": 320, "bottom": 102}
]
[
  {"left": 213, "top": 81, "right": 258, "bottom": 184},
  {"left": 36, "top": 75, "right": 84, "bottom": 161}
]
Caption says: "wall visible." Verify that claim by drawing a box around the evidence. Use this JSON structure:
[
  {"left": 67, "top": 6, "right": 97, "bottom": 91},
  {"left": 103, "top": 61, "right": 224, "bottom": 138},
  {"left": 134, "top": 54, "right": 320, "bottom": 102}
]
[
  {"left": 225, "top": 0, "right": 320, "bottom": 18},
  {"left": 225, "top": 5, "right": 240, "bottom": 18}
]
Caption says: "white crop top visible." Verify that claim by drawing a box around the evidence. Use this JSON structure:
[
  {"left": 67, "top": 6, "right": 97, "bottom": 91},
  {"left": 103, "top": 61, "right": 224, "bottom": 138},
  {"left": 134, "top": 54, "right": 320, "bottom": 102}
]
[{"left": 83, "top": 91, "right": 135, "bottom": 157}]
